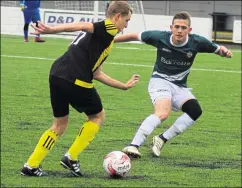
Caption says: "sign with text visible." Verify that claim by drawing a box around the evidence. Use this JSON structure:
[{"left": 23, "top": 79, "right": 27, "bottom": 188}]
[
  {"left": 1, "top": 7, "right": 214, "bottom": 41},
  {"left": 43, "top": 11, "right": 105, "bottom": 36}
]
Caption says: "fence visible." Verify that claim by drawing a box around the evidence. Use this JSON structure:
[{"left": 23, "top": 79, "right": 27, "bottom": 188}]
[{"left": 210, "top": 13, "right": 241, "bottom": 43}]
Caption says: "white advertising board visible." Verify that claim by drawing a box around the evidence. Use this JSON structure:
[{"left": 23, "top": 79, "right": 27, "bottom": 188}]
[
  {"left": 232, "top": 20, "right": 241, "bottom": 44},
  {"left": 1, "top": 7, "right": 213, "bottom": 41},
  {"left": 43, "top": 11, "right": 105, "bottom": 37}
]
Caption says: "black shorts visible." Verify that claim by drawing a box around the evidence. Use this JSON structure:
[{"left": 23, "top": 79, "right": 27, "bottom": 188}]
[{"left": 49, "top": 76, "right": 103, "bottom": 117}]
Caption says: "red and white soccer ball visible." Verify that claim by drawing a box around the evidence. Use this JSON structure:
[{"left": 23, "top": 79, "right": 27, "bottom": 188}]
[{"left": 103, "top": 151, "right": 131, "bottom": 178}]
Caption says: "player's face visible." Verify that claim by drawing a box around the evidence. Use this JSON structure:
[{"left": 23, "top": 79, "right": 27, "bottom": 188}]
[
  {"left": 114, "top": 11, "right": 132, "bottom": 33},
  {"left": 170, "top": 19, "right": 192, "bottom": 44}
]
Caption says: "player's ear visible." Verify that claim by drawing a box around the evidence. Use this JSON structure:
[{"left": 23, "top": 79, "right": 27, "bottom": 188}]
[
  {"left": 115, "top": 13, "right": 121, "bottom": 22},
  {"left": 189, "top": 27, "right": 192, "bottom": 32},
  {"left": 170, "top": 25, "right": 173, "bottom": 30}
]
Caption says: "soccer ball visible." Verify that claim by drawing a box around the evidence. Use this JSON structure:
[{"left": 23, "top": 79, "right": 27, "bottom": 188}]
[{"left": 103, "top": 151, "right": 131, "bottom": 178}]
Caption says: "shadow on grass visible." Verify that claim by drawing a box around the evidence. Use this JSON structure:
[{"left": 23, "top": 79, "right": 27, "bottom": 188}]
[
  {"left": 45, "top": 170, "right": 146, "bottom": 180},
  {"left": 88, "top": 174, "right": 146, "bottom": 180},
  {"left": 45, "top": 170, "right": 76, "bottom": 178},
  {"left": 173, "top": 160, "right": 241, "bottom": 169}
]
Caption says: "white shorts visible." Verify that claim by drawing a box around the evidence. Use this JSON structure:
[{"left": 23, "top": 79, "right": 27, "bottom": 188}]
[{"left": 148, "top": 78, "right": 196, "bottom": 112}]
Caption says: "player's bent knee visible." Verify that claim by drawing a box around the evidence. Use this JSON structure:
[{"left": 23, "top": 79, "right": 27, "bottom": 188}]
[
  {"left": 181, "top": 99, "right": 202, "bottom": 121},
  {"left": 155, "top": 112, "right": 169, "bottom": 121},
  {"left": 88, "top": 109, "right": 105, "bottom": 126},
  {"left": 51, "top": 115, "right": 69, "bottom": 136}
]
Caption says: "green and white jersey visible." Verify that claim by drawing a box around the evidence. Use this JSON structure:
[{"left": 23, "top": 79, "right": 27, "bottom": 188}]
[{"left": 139, "top": 31, "right": 220, "bottom": 87}]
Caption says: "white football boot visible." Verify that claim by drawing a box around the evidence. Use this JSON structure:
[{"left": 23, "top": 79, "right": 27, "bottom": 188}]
[
  {"left": 152, "top": 135, "right": 165, "bottom": 157},
  {"left": 122, "top": 146, "right": 141, "bottom": 158}
]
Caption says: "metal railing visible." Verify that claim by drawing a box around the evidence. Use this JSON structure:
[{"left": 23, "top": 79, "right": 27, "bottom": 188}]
[{"left": 210, "top": 13, "right": 241, "bottom": 43}]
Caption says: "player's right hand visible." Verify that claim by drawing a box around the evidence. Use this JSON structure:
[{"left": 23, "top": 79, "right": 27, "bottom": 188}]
[
  {"left": 30, "top": 21, "right": 53, "bottom": 34},
  {"left": 124, "top": 74, "right": 140, "bottom": 90},
  {"left": 20, "top": 5, "right": 25, "bottom": 11}
]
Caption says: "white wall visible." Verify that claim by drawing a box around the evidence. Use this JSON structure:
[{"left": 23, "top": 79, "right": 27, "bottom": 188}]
[
  {"left": 233, "top": 20, "right": 241, "bottom": 44},
  {"left": 1, "top": 6, "right": 213, "bottom": 41}
]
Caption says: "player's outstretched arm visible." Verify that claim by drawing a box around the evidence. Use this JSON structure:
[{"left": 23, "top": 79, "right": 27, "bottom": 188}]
[
  {"left": 93, "top": 66, "right": 140, "bottom": 90},
  {"left": 216, "top": 46, "right": 233, "bottom": 58},
  {"left": 31, "top": 21, "right": 94, "bottom": 35},
  {"left": 114, "top": 33, "right": 140, "bottom": 43}
]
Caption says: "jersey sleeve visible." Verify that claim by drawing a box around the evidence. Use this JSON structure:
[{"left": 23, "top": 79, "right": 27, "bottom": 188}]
[
  {"left": 93, "top": 19, "right": 118, "bottom": 37},
  {"left": 139, "top": 30, "right": 164, "bottom": 47},
  {"left": 195, "top": 35, "right": 220, "bottom": 53}
]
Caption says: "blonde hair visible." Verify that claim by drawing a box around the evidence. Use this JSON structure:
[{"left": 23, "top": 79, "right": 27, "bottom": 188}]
[{"left": 106, "top": 1, "right": 133, "bottom": 18}]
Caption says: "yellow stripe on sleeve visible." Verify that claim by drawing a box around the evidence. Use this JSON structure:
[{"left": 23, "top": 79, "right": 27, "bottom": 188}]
[{"left": 105, "top": 19, "right": 118, "bottom": 36}]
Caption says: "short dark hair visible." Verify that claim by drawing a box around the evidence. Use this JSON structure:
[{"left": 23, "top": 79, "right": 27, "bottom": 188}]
[
  {"left": 106, "top": 1, "right": 133, "bottom": 18},
  {"left": 172, "top": 11, "right": 191, "bottom": 26}
]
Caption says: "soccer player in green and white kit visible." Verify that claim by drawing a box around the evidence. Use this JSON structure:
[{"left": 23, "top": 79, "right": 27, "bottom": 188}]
[{"left": 114, "top": 11, "right": 232, "bottom": 158}]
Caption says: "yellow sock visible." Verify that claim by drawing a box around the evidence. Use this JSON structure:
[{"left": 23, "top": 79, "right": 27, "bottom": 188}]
[
  {"left": 68, "top": 121, "right": 100, "bottom": 160},
  {"left": 27, "top": 129, "right": 58, "bottom": 168}
]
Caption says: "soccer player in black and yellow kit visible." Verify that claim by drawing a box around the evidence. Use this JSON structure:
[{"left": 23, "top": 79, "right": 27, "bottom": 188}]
[{"left": 20, "top": 1, "right": 139, "bottom": 177}]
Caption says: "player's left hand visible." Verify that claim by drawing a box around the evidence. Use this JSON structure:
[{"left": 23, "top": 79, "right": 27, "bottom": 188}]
[
  {"left": 219, "top": 46, "right": 233, "bottom": 58},
  {"left": 124, "top": 74, "right": 140, "bottom": 90}
]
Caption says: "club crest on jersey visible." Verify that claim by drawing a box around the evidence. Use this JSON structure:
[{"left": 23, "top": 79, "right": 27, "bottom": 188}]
[{"left": 186, "top": 51, "right": 193, "bottom": 58}]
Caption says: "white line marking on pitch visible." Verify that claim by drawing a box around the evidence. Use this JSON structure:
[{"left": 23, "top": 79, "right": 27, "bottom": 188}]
[
  {"left": 1, "top": 54, "right": 241, "bottom": 74},
  {"left": 1, "top": 39, "right": 242, "bottom": 52}
]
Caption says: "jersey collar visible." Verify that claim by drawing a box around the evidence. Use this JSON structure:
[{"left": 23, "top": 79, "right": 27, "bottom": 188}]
[{"left": 170, "top": 34, "right": 189, "bottom": 47}]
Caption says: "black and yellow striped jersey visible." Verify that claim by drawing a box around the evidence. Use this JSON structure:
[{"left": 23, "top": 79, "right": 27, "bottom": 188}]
[{"left": 49, "top": 19, "right": 118, "bottom": 88}]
